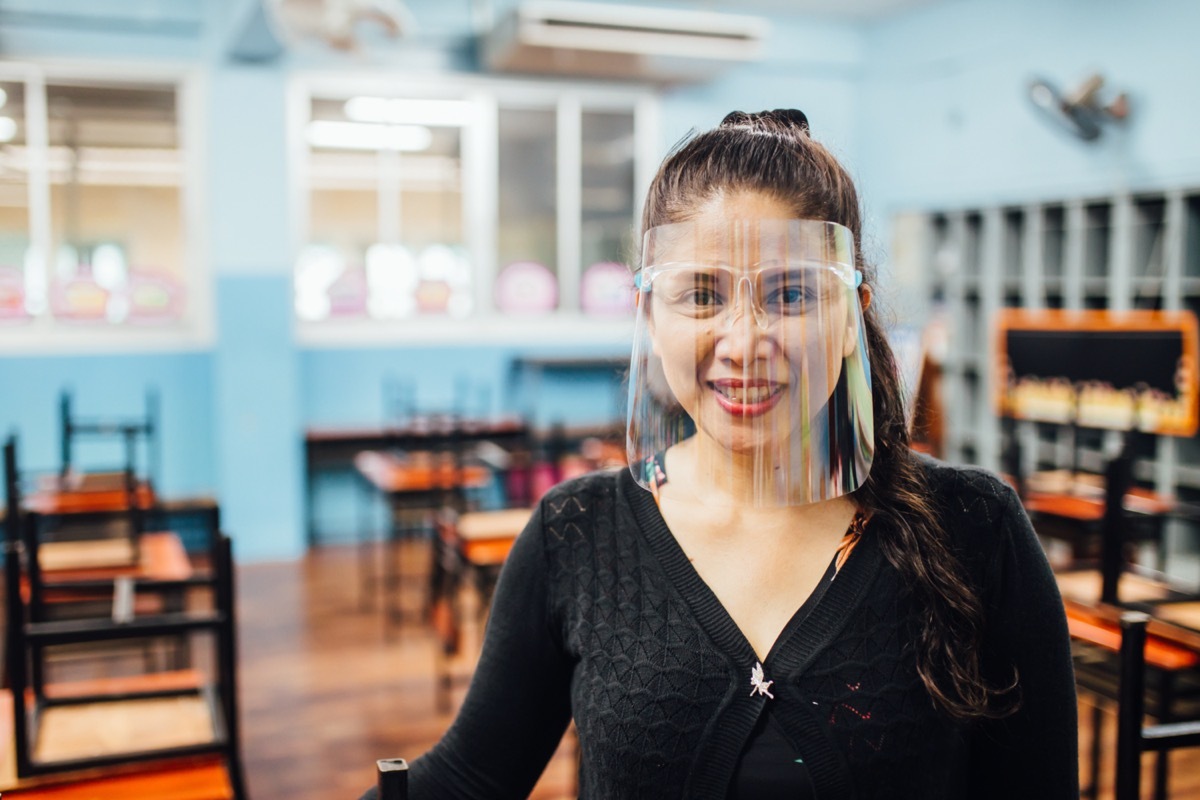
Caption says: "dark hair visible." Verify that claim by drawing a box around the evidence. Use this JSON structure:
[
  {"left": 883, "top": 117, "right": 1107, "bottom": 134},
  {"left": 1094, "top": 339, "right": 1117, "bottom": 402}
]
[{"left": 640, "top": 109, "right": 1015, "bottom": 721}]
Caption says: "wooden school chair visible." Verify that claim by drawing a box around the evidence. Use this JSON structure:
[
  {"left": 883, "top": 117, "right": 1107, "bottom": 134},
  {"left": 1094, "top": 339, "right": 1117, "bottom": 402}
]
[
  {"left": 2, "top": 436, "right": 248, "bottom": 799},
  {"left": 376, "top": 758, "right": 409, "bottom": 800},
  {"left": 1114, "top": 612, "right": 1200, "bottom": 800},
  {"left": 1075, "top": 599, "right": 1200, "bottom": 800}
]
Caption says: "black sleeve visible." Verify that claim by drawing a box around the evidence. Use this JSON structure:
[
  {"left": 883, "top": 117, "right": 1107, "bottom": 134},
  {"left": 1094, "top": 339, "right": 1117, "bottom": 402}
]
[
  {"left": 968, "top": 486, "right": 1079, "bottom": 797},
  {"left": 358, "top": 504, "right": 574, "bottom": 800}
]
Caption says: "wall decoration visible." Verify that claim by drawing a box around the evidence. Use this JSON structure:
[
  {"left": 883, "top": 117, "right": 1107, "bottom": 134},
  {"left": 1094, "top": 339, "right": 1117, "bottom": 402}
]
[
  {"left": 996, "top": 309, "right": 1199, "bottom": 437},
  {"left": 0, "top": 267, "right": 28, "bottom": 321},
  {"left": 126, "top": 271, "right": 186, "bottom": 323},
  {"left": 580, "top": 261, "right": 634, "bottom": 316},
  {"left": 494, "top": 260, "right": 557, "bottom": 315}
]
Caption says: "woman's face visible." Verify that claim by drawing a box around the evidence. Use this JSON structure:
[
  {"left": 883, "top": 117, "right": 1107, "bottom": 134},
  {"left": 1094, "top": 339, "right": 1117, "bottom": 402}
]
[{"left": 647, "top": 192, "right": 859, "bottom": 454}]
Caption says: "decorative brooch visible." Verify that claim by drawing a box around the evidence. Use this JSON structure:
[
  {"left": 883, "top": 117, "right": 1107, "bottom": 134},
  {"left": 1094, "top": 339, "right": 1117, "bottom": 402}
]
[{"left": 750, "top": 661, "right": 775, "bottom": 699}]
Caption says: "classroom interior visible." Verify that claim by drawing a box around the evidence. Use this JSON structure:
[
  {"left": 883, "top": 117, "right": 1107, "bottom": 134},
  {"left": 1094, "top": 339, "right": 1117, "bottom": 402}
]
[{"left": 3, "top": 0, "right": 1200, "bottom": 797}]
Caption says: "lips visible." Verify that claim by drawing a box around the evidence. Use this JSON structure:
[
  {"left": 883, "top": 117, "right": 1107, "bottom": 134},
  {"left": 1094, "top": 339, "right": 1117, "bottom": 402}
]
[{"left": 709, "top": 379, "right": 784, "bottom": 416}]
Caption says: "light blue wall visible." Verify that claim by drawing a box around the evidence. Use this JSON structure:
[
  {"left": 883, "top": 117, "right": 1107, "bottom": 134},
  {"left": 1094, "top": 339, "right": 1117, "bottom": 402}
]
[
  {"left": 6, "top": 0, "right": 1200, "bottom": 560},
  {"left": 0, "top": 353, "right": 215, "bottom": 494},
  {"left": 859, "top": 0, "right": 1200, "bottom": 212},
  {"left": 301, "top": 345, "right": 627, "bottom": 429}
]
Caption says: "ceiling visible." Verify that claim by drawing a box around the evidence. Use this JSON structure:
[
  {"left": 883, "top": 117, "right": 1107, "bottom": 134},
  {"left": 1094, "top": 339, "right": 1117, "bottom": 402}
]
[{"left": 628, "top": 0, "right": 948, "bottom": 21}]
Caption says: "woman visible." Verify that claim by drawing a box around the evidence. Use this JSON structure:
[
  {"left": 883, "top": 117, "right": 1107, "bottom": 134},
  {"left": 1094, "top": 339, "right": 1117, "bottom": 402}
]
[{"left": 361, "top": 109, "right": 1078, "bottom": 799}]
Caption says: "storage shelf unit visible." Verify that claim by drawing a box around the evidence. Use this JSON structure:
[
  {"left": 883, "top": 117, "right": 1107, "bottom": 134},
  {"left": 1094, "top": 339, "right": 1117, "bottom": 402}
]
[{"left": 916, "top": 188, "right": 1200, "bottom": 500}]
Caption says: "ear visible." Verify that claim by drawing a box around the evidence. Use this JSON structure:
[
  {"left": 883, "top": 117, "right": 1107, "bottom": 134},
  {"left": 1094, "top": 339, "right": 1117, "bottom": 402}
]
[{"left": 843, "top": 285, "right": 871, "bottom": 359}]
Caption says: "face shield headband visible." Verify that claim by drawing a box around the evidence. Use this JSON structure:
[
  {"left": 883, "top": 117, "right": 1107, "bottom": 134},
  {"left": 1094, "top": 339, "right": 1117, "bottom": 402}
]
[{"left": 626, "top": 218, "right": 874, "bottom": 507}]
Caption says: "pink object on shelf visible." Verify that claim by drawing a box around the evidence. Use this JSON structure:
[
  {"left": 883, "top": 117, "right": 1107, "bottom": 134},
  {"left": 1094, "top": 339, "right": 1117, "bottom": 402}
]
[
  {"left": 0, "top": 268, "right": 29, "bottom": 322},
  {"left": 495, "top": 261, "right": 558, "bottom": 315},
  {"left": 126, "top": 270, "right": 186, "bottom": 323},
  {"left": 327, "top": 266, "right": 369, "bottom": 318},
  {"left": 51, "top": 272, "right": 109, "bottom": 322},
  {"left": 580, "top": 261, "right": 635, "bottom": 316}
]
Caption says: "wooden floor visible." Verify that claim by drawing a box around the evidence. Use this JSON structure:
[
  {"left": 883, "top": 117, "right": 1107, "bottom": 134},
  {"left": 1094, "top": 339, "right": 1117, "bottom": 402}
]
[
  {"left": 238, "top": 543, "right": 575, "bottom": 800},
  {"left": 236, "top": 544, "right": 1200, "bottom": 800}
]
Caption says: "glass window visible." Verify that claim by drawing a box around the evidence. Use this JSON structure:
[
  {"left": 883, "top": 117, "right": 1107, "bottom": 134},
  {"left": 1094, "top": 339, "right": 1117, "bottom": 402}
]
[
  {"left": 296, "top": 79, "right": 654, "bottom": 334},
  {"left": 496, "top": 107, "right": 557, "bottom": 314},
  {"left": 300, "top": 96, "right": 472, "bottom": 321},
  {"left": 0, "top": 79, "right": 30, "bottom": 322},
  {"left": 580, "top": 109, "right": 636, "bottom": 317},
  {"left": 45, "top": 82, "right": 186, "bottom": 324}
]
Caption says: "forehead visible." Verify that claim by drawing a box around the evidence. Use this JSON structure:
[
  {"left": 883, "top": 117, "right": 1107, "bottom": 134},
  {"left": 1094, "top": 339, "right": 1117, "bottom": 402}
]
[
  {"left": 690, "top": 190, "right": 796, "bottom": 222},
  {"left": 645, "top": 222, "right": 853, "bottom": 275},
  {"left": 648, "top": 191, "right": 840, "bottom": 268}
]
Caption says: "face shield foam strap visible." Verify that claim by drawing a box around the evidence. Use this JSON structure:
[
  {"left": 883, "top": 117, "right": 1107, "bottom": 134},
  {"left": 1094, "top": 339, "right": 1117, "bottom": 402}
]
[{"left": 627, "top": 219, "right": 874, "bottom": 508}]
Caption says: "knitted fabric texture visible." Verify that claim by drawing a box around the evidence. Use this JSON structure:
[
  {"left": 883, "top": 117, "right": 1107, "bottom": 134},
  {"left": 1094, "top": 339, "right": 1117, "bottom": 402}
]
[{"left": 376, "top": 458, "right": 1077, "bottom": 800}]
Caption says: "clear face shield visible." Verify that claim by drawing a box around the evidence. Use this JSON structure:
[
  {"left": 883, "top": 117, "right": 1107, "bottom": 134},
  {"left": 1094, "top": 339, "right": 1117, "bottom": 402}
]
[{"left": 627, "top": 219, "right": 874, "bottom": 507}]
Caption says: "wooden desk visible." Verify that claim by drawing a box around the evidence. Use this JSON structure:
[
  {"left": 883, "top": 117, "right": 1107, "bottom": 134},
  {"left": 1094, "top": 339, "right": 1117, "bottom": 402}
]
[
  {"left": 454, "top": 507, "right": 531, "bottom": 566},
  {"left": 25, "top": 473, "right": 156, "bottom": 516},
  {"left": 353, "top": 450, "right": 491, "bottom": 496},
  {"left": 1023, "top": 471, "right": 1176, "bottom": 606},
  {"left": 305, "top": 417, "right": 530, "bottom": 547},
  {"left": 0, "top": 686, "right": 232, "bottom": 799}
]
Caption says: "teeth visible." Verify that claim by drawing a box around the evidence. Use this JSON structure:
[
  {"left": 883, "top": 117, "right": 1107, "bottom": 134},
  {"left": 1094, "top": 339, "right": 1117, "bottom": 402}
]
[{"left": 715, "top": 385, "right": 776, "bottom": 404}]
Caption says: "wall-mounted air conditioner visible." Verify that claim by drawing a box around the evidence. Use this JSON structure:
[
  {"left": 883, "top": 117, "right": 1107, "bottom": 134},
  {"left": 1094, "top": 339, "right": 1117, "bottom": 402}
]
[{"left": 480, "top": 0, "right": 767, "bottom": 84}]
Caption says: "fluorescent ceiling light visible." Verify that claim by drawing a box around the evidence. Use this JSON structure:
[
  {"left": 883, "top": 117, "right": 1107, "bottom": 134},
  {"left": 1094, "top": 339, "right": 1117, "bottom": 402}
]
[
  {"left": 306, "top": 120, "right": 433, "bottom": 151},
  {"left": 343, "top": 97, "right": 477, "bottom": 127}
]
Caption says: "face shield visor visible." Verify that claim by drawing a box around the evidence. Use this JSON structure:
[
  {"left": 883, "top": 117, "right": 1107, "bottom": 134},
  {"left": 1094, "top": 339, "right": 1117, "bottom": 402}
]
[{"left": 627, "top": 219, "right": 873, "bottom": 507}]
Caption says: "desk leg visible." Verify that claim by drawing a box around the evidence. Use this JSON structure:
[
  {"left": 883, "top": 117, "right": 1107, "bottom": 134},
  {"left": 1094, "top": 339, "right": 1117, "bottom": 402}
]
[
  {"left": 357, "top": 473, "right": 377, "bottom": 613},
  {"left": 305, "top": 452, "right": 317, "bottom": 549}
]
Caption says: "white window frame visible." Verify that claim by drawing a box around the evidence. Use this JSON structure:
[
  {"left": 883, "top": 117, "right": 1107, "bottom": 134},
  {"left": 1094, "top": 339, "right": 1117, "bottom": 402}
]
[
  {"left": 291, "top": 70, "right": 659, "bottom": 347},
  {"left": 0, "top": 59, "right": 211, "bottom": 355}
]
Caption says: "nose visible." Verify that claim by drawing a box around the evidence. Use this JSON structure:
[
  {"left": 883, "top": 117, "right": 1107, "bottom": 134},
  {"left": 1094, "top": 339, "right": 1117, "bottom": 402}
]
[
  {"left": 714, "top": 299, "right": 777, "bottom": 365},
  {"left": 726, "top": 275, "right": 770, "bottom": 330}
]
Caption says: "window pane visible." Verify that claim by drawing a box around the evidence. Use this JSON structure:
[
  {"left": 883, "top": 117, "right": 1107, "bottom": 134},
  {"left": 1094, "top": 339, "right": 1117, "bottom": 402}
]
[
  {"left": 496, "top": 107, "right": 558, "bottom": 314},
  {"left": 0, "top": 79, "right": 30, "bottom": 321},
  {"left": 303, "top": 97, "right": 470, "bottom": 321},
  {"left": 581, "top": 109, "right": 635, "bottom": 317},
  {"left": 46, "top": 82, "right": 185, "bottom": 324}
]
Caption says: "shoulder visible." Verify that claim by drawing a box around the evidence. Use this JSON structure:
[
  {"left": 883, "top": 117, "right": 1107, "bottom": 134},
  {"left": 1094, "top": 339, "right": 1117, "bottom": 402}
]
[
  {"left": 909, "top": 454, "right": 1037, "bottom": 588},
  {"left": 915, "top": 453, "right": 1022, "bottom": 532},
  {"left": 539, "top": 468, "right": 624, "bottom": 514},
  {"left": 534, "top": 468, "right": 627, "bottom": 542}
]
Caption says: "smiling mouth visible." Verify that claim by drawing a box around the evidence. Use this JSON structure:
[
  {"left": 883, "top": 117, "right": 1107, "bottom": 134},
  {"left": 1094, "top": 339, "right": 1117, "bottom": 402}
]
[{"left": 709, "top": 381, "right": 784, "bottom": 416}]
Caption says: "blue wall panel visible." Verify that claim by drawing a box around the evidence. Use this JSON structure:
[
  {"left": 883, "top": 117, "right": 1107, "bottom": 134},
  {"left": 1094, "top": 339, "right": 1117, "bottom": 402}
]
[
  {"left": 213, "top": 274, "right": 303, "bottom": 561},
  {"left": 0, "top": 353, "right": 215, "bottom": 495}
]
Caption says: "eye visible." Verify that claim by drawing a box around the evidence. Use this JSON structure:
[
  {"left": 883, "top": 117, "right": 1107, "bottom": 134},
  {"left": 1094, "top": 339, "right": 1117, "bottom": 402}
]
[
  {"left": 765, "top": 284, "right": 816, "bottom": 314},
  {"left": 685, "top": 287, "right": 722, "bottom": 307}
]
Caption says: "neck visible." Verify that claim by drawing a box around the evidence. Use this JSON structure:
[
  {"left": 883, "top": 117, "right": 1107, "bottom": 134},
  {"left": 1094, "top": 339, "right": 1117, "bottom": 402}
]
[{"left": 677, "top": 409, "right": 831, "bottom": 506}]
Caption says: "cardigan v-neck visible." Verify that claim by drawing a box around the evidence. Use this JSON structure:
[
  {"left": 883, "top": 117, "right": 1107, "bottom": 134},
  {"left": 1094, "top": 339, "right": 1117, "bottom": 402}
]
[
  {"left": 625, "top": 468, "right": 883, "bottom": 675},
  {"left": 380, "top": 460, "right": 1079, "bottom": 800},
  {"left": 623, "top": 469, "right": 884, "bottom": 798}
]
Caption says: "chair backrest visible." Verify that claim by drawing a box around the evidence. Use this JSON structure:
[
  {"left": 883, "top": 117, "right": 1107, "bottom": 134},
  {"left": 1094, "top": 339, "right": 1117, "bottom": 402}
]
[
  {"left": 377, "top": 758, "right": 409, "bottom": 800},
  {"left": 59, "top": 387, "right": 160, "bottom": 493},
  {"left": 1115, "top": 611, "right": 1200, "bottom": 800},
  {"left": 3, "top": 434, "right": 32, "bottom": 763}
]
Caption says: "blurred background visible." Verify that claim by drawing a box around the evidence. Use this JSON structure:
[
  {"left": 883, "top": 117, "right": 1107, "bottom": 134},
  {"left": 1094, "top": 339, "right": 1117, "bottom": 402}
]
[{"left": 2, "top": 0, "right": 1200, "bottom": 798}]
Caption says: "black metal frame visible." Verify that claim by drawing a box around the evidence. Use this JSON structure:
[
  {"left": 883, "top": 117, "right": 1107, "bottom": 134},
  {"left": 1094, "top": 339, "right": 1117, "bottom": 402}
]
[
  {"left": 376, "top": 758, "right": 409, "bottom": 799},
  {"left": 307, "top": 417, "right": 532, "bottom": 548},
  {"left": 59, "top": 386, "right": 161, "bottom": 489},
  {"left": 1114, "top": 612, "right": 1200, "bottom": 800},
  {"left": 3, "top": 435, "right": 247, "bottom": 799}
]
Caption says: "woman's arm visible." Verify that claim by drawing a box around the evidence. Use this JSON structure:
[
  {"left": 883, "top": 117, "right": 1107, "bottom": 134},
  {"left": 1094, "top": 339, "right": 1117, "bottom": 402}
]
[
  {"left": 968, "top": 488, "right": 1079, "bottom": 797},
  {"left": 359, "top": 505, "right": 574, "bottom": 799}
]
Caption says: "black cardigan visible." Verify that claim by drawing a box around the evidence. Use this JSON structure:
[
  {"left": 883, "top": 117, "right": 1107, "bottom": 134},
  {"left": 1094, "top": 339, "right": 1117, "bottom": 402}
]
[{"left": 361, "top": 458, "right": 1078, "bottom": 799}]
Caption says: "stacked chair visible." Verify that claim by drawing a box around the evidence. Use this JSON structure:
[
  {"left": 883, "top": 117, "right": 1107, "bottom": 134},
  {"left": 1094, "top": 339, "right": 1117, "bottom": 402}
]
[
  {"left": 2, "top": 434, "right": 246, "bottom": 799},
  {"left": 1114, "top": 612, "right": 1200, "bottom": 800}
]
